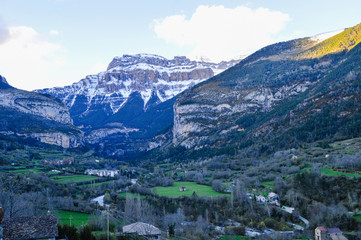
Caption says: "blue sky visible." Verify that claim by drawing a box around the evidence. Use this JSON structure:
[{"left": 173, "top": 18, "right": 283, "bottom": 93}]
[{"left": 0, "top": 0, "right": 360, "bottom": 90}]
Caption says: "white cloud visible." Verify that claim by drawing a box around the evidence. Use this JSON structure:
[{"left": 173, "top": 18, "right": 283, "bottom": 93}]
[
  {"left": 0, "top": 26, "right": 67, "bottom": 90},
  {"left": 50, "top": 29, "right": 59, "bottom": 35},
  {"left": 153, "top": 5, "right": 291, "bottom": 62}
]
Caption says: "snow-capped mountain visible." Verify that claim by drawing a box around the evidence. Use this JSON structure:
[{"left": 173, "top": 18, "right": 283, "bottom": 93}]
[
  {"left": 38, "top": 54, "right": 240, "bottom": 156},
  {"left": 39, "top": 54, "right": 236, "bottom": 116}
]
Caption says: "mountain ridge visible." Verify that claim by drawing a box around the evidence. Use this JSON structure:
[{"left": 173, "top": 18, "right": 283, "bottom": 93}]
[
  {"left": 38, "top": 54, "right": 240, "bottom": 155},
  {"left": 170, "top": 23, "right": 361, "bottom": 159}
]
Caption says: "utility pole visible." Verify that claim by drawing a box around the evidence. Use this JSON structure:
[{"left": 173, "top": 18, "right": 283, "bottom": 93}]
[{"left": 107, "top": 205, "right": 109, "bottom": 240}]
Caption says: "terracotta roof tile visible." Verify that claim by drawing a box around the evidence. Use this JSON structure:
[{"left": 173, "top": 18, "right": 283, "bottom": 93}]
[{"left": 2, "top": 215, "right": 58, "bottom": 240}]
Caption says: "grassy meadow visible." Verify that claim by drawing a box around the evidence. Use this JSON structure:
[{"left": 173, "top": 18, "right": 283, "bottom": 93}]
[{"left": 153, "top": 181, "right": 229, "bottom": 198}]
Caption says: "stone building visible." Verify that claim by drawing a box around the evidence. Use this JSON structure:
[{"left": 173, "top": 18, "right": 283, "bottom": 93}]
[{"left": 315, "top": 226, "right": 348, "bottom": 240}]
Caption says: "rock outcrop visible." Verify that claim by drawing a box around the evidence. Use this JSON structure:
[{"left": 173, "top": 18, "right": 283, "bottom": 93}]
[
  {"left": 0, "top": 75, "right": 12, "bottom": 89},
  {"left": 0, "top": 88, "right": 72, "bottom": 125},
  {"left": 0, "top": 77, "right": 81, "bottom": 148},
  {"left": 31, "top": 132, "right": 81, "bottom": 148}
]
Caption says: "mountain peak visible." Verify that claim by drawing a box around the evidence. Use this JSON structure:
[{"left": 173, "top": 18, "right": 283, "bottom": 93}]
[
  {"left": 0, "top": 75, "right": 13, "bottom": 89},
  {"left": 107, "top": 53, "right": 198, "bottom": 70}
]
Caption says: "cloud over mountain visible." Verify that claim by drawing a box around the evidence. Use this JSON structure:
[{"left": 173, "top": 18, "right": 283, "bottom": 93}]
[
  {"left": 0, "top": 24, "right": 66, "bottom": 90},
  {"left": 153, "top": 5, "right": 291, "bottom": 62}
]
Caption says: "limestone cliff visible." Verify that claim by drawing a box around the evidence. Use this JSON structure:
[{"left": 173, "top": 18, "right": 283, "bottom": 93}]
[
  {"left": 31, "top": 132, "right": 81, "bottom": 148},
  {"left": 0, "top": 77, "right": 81, "bottom": 148}
]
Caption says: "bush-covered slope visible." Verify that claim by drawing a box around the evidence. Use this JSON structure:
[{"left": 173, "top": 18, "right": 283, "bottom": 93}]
[
  {"left": 171, "top": 23, "right": 361, "bottom": 159},
  {"left": 297, "top": 23, "right": 361, "bottom": 59}
]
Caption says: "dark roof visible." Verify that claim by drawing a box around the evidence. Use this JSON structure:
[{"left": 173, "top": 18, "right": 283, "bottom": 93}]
[
  {"left": 327, "top": 228, "right": 342, "bottom": 234},
  {"left": 2, "top": 215, "right": 58, "bottom": 240},
  {"left": 123, "top": 222, "right": 161, "bottom": 236}
]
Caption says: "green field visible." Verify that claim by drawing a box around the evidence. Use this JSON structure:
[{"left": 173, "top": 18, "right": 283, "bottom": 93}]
[
  {"left": 261, "top": 181, "right": 274, "bottom": 188},
  {"left": 354, "top": 215, "right": 361, "bottom": 222},
  {"left": 50, "top": 175, "right": 99, "bottom": 184},
  {"left": 57, "top": 210, "right": 90, "bottom": 227},
  {"left": 320, "top": 169, "right": 361, "bottom": 178},
  {"left": 153, "top": 181, "right": 230, "bottom": 198},
  {"left": 5, "top": 168, "right": 44, "bottom": 174}
]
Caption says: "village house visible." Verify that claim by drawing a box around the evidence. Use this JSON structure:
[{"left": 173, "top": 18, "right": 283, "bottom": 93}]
[
  {"left": 267, "top": 192, "right": 280, "bottom": 206},
  {"left": 0, "top": 213, "right": 58, "bottom": 240},
  {"left": 315, "top": 226, "right": 348, "bottom": 240},
  {"left": 85, "top": 169, "right": 120, "bottom": 177},
  {"left": 281, "top": 206, "right": 295, "bottom": 214},
  {"left": 122, "top": 222, "right": 161, "bottom": 239},
  {"left": 179, "top": 186, "right": 187, "bottom": 192},
  {"left": 256, "top": 195, "right": 266, "bottom": 203},
  {"left": 44, "top": 157, "right": 74, "bottom": 166},
  {"left": 267, "top": 192, "right": 279, "bottom": 202}
]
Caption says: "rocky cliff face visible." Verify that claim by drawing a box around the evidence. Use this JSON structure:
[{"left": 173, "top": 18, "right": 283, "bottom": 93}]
[
  {"left": 0, "top": 88, "right": 72, "bottom": 124},
  {"left": 0, "top": 77, "right": 81, "bottom": 148},
  {"left": 38, "top": 54, "right": 240, "bottom": 156},
  {"left": 38, "top": 54, "right": 236, "bottom": 120},
  {"left": 31, "top": 132, "right": 81, "bottom": 148},
  {"left": 173, "top": 26, "right": 361, "bottom": 153}
]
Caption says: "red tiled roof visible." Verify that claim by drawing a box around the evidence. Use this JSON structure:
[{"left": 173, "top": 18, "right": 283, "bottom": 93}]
[
  {"left": 3, "top": 215, "right": 58, "bottom": 240},
  {"left": 316, "top": 226, "right": 326, "bottom": 231}
]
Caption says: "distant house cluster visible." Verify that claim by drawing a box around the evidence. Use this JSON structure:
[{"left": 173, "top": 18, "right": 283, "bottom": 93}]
[
  {"left": 85, "top": 169, "right": 120, "bottom": 177},
  {"left": 44, "top": 157, "right": 74, "bottom": 166},
  {"left": 315, "top": 226, "right": 348, "bottom": 240},
  {"left": 256, "top": 192, "right": 280, "bottom": 206}
]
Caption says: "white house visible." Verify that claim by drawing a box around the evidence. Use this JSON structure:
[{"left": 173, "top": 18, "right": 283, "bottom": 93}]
[
  {"left": 85, "top": 169, "right": 120, "bottom": 177},
  {"left": 256, "top": 195, "right": 266, "bottom": 203}
]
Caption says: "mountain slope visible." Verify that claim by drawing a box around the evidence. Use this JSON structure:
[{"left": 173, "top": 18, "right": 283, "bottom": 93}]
[
  {"left": 0, "top": 76, "right": 82, "bottom": 148},
  {"left": 172, "top": 23, "right": 361, "bottom": 158},
  {"left": 38, "top": 54, "right": 240, "bottom": 156},
  {"left": 0, "top": 75, "right": 13, "bottom": 89},
  {"left": 298, "top": 23, "right": 361, "bottom": 59}
]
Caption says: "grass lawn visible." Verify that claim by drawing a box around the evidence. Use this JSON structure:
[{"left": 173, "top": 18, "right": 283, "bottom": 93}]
[
  {"left": 57, "top": 210, "right": 90, "bottom": 227},
  {"left": 261, "top": 181, "right": 274, "bottom": 188},
  {"left": 5, "top": 168, "right": 44, "bottom": 174},
  {"left": 354, "top": 215, "right": 361, "bottom": 222},
  {"left": 320, "top": 169, "right": 361, "bottom": 178},
  {"left": 50, "top": 175, "right": 99, "bottom": 184},
  {"left": 153, "top": 181, "right": 229, "bottom": 198},
  {"left": 217, "top": 236, "right": 248, "bottom": 240}
]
